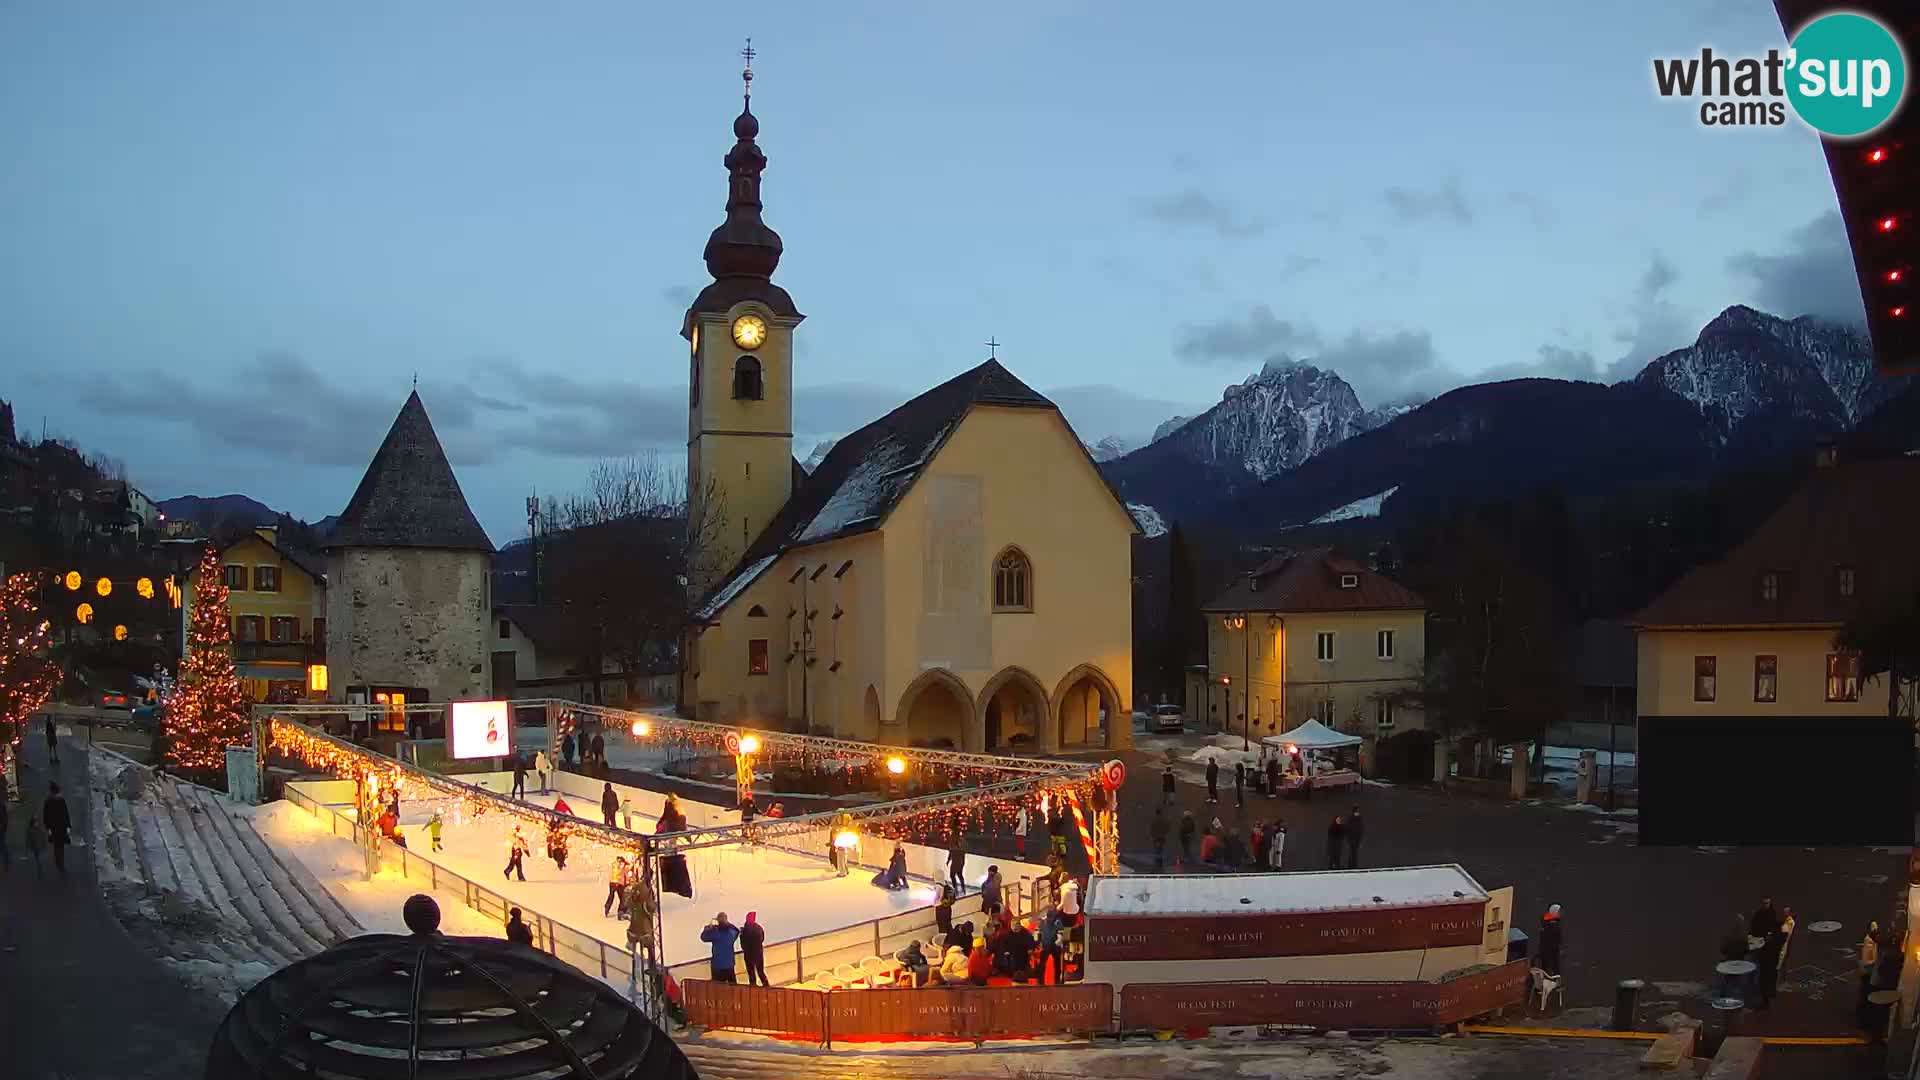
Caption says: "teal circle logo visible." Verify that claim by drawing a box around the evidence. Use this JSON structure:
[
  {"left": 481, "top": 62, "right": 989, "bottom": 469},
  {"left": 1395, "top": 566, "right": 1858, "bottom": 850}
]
[{"left": 1786, "top": 13, "right": 1907, "bottom": 137}]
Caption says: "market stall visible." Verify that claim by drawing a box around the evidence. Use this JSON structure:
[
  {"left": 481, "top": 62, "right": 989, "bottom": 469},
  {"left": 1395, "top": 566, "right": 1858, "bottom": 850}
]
[{"left": 1261, "top": 719, "right": 1362, "bottom": 793}]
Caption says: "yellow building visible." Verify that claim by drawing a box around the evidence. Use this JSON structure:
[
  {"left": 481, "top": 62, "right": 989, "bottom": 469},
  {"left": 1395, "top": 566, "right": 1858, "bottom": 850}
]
[
  {"left": 1192, "top": 550, "right": 1426, "bottom": 745},
  {"left": 185, "top": 525, "right": 326, "bottom": 702},
  {"left": 679, "top": 82, "right": 1135, "bottom": 752}
]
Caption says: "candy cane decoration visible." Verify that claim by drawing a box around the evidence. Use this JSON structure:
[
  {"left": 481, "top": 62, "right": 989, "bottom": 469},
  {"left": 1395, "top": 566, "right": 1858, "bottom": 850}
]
[{"left": 1065, "top": 790, "right": 1096, "bottom": 866}]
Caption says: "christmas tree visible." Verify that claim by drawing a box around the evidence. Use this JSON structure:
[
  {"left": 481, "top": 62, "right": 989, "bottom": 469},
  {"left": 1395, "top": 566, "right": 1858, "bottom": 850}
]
[
  {"left": 0, "top": 572, "right": 63, "bottom": 796},
  {"left": 165, "top": 546, "right": 252, "bottom": 778}
]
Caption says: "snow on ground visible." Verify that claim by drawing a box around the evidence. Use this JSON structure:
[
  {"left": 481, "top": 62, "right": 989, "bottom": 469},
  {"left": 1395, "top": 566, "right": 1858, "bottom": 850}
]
[
  {"left": 250, "top": 801, "right": 502, "bottom": 938},
  {"left": 1308, "top": 485, "right": 1400, "bottom": 525},
  {"left": 265, "top": 787, "right": 943, "bottom": 968},
  {"left": 1127, "top": 502, "right": 1168, "bottom": 538}
]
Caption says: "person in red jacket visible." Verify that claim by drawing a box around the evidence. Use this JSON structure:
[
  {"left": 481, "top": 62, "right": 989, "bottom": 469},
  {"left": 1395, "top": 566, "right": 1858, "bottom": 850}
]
[{"left": 967, "top": 936, "right": 992, "bottom": 986}]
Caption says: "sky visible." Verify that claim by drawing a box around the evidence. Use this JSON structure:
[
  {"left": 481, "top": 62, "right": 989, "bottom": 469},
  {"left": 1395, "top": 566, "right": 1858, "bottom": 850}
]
[{"left": 0, "top": 1, "right": 1869, "bottom": 545}]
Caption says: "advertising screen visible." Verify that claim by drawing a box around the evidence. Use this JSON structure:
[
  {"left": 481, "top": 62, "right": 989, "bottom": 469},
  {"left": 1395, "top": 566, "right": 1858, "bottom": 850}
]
[{"left": 448, "top": 700, "right": 513, "bottom": 760}]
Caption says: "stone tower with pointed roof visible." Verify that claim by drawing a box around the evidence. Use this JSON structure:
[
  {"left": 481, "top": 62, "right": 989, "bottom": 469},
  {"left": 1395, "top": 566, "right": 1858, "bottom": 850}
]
[{"left": 323, "top": 391, "right": 495, "bottom": 710}]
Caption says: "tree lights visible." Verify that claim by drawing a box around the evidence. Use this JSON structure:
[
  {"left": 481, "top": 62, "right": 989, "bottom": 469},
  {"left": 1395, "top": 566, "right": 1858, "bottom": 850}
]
[
  {"left": 164, "top": 546, "right": 253, "bottom": 780},
  {"left": 0, "top": 572, "right": 63, "bottom": 795}
]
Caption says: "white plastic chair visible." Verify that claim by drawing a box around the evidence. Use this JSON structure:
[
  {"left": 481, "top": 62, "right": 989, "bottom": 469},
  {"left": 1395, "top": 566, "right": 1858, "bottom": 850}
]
[
  {"left": 860, "top": 956, "right": 899, "bottom": 987},
  {"left": 1531, "top": 969, "right": 1564, "bottom": 1012},
  {"left": 833, "top": 962, "right": 868, "bottom": 988},
  {"left": 813, "top": 972, "right": 846, "bottom": 991}
]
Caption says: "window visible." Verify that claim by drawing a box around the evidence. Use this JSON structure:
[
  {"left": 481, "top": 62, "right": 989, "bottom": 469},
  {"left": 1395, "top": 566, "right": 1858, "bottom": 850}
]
[
  {"left": 1826, "top": 653, "right": 1861, "bottom": 702},
  {"left": 732, "top": 356, "right": 763, "bottom": 400},
  {"left": 1759, "top": 573, "right": 1779, "bottom": 602},
  {"left": 1316, "top": 631, "right": 1336, "bottom": 662},
  {"left": 993, "top": 548, "right": 1032, "bottom": 611},
  {"left": 237, "top": 615, "right": 265, "bottom": 642},
  {"left": 1339, "top": 573, "right": 1359, "bottom": 589},
  {"left": 1836, "top": 566, "right": 1856, "bottom": 598},
  {"left": 499, "top": 618, "right": 511, "bottom": 640},
  {"left": 1375, "top": 696, "right": 1395, "bottom": 730},
  {"left": 1754, "top": 655, "right": 1777, "bottom": 703},
  {"left": 1376, "top": 629, "right": 1395, "bottom": 660},
  {"left": 269, "top": 616, "right": 297, "bottom": 643},
  {"left": 746, "top": 604, "right": 768, "bottom": 618},
  {"left": 254, "top": 565, "right": 280, "bottom": 592},
  {"left": 1693, "top": 656, "right": 1717, "bottom": 702},
  {"left": 1314, "top": 698, "right": 1336, "bottom": 724},
  {"left": 748, "top": 638, "right": 769, "bottom": 675},
  {"left": 224, "top": 564, "right": 247, "bottom": 590}
]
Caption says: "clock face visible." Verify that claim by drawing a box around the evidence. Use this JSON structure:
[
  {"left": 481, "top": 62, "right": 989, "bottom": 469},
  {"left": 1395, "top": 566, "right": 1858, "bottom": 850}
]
[{"left": 732, "top": 314, "right": 767, "bottom": 350}]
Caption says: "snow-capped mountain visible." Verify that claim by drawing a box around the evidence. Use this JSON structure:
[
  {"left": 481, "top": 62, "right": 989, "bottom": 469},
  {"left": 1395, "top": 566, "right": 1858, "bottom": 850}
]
[
  {"left": 1085, "top": 435, "right": 1140, "bottom": 462},
  {"left": 1152, "top": 414, "right": 1196, "bottom": 442},
  {"left": 1633, "top": 305, "right": 1896, "bottom": 442},
  {"left": 1165, "top": 359, "right": 1381, "bottom": 481}
]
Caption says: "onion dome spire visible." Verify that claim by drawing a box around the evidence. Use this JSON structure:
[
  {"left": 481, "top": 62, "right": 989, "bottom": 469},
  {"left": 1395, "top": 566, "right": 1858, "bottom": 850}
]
[{"left": 704, "top": 37, "right": 783, "bottom": 281}]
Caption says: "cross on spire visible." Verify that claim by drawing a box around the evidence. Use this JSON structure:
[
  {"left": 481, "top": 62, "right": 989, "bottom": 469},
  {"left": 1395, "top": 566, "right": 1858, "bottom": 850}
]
[
  {"left": 985, "top": 337, "right": 1001, "bottom": 359},
  {"left": 741, "top": 37, "right": 755, "bottom": 100}
]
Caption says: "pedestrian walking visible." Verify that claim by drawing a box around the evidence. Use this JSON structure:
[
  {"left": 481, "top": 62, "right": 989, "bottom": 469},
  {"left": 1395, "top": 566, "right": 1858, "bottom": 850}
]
[
  {"left": 505, "top": 907, "right": 534, "bottom": 946},
  {"left": 503, "top": 827, "right": 529, "bottom": 881},
  {"left": 740, "top": 912, "right": 769, "bottom": 987},
  {"left": 45, "top": 715, "right": 58, "bottom": 765},
  {"left": 512, "top": 754, "right": 528, "bottom": 799},
  {"left": 44, "top": 782, "right": 71, "bottom": 874},
  {"left": 1234, "top": 761, "right": 1245, "bottom": 808},
  {"left": 1038, "top": 905, "right": 1066, "bottom": 985},
  {"left": 1326, "top": 815, "right": 1345, "bottom": 870},
  {"left": 1206, "top": 758, "right": 1219, "bottom": 803},
  {"left": 601, "top": 782, "right": 619, "bottom": 828},
  {"left": 590, "top": 731, "right": 607, "bottom": 772},
  {"left": 1150, "top": 806, "right": 1170, "bottom": 871},
  {"left": 1161, "top": 764, "right": 1176, "bottom": 804},
  {"left": 700, "top": 913, "right": 741, "bottom": 983},
  {"left": 1345, "top": 805, "right": 1365, "bottom": 868},
  {"left": 1178, "top": 809, "right": 1196, "bottom": 868},
  {"left": 1536, "top": 904, "right": 1563, "bottom": 976},
  {"left": 1268, "top": 819, "right": 1286, "bottom": 870},
  {"left": 981, "top": 865, "right": 1004, "bottom": 917},
  {"left": 535, "top": 750, "right": 552, "bottom": 793},
  {"left": 605, "top": 856, "right": 629, "bottom": 917},
  {"left": 1014, "top": 802, "right": 1030, "bottom": 858},
  {"left": 427, "top": 810, "right": 443, "bottom": 852},
  {"left": 947, "top": 842, "right": 968, "bottom": 892}
]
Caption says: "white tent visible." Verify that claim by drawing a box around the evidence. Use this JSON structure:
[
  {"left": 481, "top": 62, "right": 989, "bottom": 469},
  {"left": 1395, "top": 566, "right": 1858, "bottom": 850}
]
[{"left": 1261, "top": 719, "right": 1362, "bottom": 752}]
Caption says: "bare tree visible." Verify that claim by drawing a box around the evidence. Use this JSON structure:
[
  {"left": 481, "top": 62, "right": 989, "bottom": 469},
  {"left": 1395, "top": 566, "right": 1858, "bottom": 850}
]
[{"left": 539, "top": 454, "right": 728, "bottom": 702}]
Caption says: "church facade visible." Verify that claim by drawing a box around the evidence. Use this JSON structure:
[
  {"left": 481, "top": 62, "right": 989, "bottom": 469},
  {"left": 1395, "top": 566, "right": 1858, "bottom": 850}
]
[{"left": 679, "top": 76, "right": 1134, "bottom": 753}]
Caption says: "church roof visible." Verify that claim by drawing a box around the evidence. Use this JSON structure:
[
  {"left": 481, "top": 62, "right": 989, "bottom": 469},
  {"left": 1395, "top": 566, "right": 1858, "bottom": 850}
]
[
  {"left": 326, "top": 391, "right": 494, "bottom": 553},
  {"left": 694, "top": 358, "right": 1135, "bottom": 621}
]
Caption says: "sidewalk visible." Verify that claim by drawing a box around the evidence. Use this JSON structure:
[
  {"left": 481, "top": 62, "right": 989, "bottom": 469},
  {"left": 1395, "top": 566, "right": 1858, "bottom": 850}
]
[{"left": 0, "top": 728, "right": 227, "bottom": 1079}]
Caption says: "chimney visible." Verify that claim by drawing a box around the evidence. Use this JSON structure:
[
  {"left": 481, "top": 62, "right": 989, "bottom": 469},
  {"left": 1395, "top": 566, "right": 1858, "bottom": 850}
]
[
  {"left": 1813, "top": 439, "right": 1839, "bottom": 470},
  {"left": 255, "top": 524, "right": 278, "bottom": 545}
]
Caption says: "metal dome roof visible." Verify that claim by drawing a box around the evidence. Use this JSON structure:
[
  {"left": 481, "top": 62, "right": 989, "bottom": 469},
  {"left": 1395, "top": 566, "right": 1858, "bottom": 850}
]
[{"left": 205, "top": 896, "right": 697, "bottom": 1080}]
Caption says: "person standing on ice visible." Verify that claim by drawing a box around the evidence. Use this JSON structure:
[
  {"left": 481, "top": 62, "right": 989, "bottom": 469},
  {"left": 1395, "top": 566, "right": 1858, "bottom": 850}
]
[
  {"left": 535, "top": 749, "right": 552, "bottom": 794},
  {"left": 1161, "top": 763, "right": 1176, "bottom": 804},
  {"left": 946, "top": 842, "right": 967, "bottom": 892},
  {"left": 601, "top": 783, "right": 619, "bottom": 827},
  {"left": 511, "top": 754, "right": 528, "bottom": 799},
  {"left": 700, "top": 913, "right": 741, "bottom": 983},
  {"left": 605, "top": 856, "right": 629, "bottom": 917},
  {"left": 871, "top": 841, "right": 910, "bottom": 890},
  {"left": 1014, "top": 801, "right": 1030, "bottom": 858},
  {"left": 1345, "top": 805, "right": 1365, "bottom": 868},
  {"left": 504, "top": 827, "right": 529, "bottom": 881},
  {"left": 739, "top": 911, "right": 769, "bottom": 987},
  {"left": 427, "top": 810, "right": 443, "bottom": 852},
  {"left": 561, "top": 732, "right": 577, "bottom": 770},
  {"left": 1234, "top": 761, "right": 1245, "bottom": 808},
  {"left": 42, "top": 782, "right": 71, "bottom": 874}
]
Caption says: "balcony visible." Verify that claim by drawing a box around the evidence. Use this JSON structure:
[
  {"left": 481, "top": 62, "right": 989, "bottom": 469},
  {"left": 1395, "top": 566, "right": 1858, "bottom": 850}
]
[{"left": 233, "top": 640, "right": 322, "bottom": 665}]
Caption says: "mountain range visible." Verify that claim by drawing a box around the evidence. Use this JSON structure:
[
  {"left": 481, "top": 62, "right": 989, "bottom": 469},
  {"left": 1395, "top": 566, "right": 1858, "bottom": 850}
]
[{"left": 1104, "top": 305, "right": 1908, "bottom": 530}]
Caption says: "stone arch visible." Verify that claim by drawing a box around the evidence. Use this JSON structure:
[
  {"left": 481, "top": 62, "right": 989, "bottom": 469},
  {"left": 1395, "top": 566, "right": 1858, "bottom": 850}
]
[
  {"left": 1052, "top": 663, "right": 1125, "bottom": 750},
  {"left": 978, "top": 666, "right": 1050, "bottom": 752},
  {"left": 893, "top": 668, "right": 975, "bottom": 751}
]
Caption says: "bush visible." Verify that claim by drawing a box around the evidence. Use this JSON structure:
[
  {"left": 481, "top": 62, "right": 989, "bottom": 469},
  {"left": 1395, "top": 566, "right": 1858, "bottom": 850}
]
[{"left": 1374, "top": 729, "right": 1439, "bottom": 784}]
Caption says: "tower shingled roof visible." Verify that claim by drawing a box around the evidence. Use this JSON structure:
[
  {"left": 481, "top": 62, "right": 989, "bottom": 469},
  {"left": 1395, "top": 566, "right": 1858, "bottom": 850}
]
[{"left": 326, "top": 390, "right": 493, "bottom": 552}]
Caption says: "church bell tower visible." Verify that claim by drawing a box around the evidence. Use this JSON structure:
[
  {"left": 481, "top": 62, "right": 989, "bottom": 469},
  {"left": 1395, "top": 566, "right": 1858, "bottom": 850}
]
[{"left": 683, "top": 40, "right": 804, "bottom": 586}]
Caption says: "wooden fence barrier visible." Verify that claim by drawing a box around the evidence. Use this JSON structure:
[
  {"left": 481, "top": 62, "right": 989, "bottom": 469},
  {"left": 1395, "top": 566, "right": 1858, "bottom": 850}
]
[
  {"left": 683, "top": 981, "right": 1113, "bottom": 1043},
  {"left": 1117, "top": 960, "right": 1530, "bottom": 1031}
]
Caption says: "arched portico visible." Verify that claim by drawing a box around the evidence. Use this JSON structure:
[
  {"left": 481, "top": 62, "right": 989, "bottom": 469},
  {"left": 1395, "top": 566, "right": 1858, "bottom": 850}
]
[
  {"left": 1052, "top": 663, "right": 1125, "bottom": 750},
  {"left": 977, "top": 666, "right": 1050, "bottom": 753},
  {"left": 894, "top": 668, "right": 975, "bottom": 750}
]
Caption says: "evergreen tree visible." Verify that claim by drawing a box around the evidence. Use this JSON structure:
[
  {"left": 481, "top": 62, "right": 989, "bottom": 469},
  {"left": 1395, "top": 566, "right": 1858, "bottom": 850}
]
[
  {"left": 165, "top": 546, "right": 251, "bottom": 778},
  {"left": 0, "top": 572, "right": 62, "bottom": 792}
]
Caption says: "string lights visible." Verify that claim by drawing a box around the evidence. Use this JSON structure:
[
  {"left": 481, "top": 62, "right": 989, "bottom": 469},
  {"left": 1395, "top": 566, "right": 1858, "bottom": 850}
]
[
  {"left": 0, "top": 572, "right": 62, "bottom": 795},
  {"left": 164, "top": 546, "right": 253, "bottom": 779}
]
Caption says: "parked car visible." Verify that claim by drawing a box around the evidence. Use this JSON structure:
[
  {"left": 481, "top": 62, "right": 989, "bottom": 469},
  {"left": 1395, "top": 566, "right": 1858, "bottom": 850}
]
[
  {"left": 99, "top": 689, "right": 133, "bottom": 710},
  {"left": 1151, "top": 704, "right": 1185, "bottom": 733}
]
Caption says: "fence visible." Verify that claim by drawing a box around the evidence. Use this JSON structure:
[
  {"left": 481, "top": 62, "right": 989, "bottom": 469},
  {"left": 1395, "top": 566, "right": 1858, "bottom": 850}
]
[
  {"left": 683, "top": 980, "right": 1113, "bottom": 1044},
  {"left": 1116, "top": 961, "right": 1531, "bottom": 1031}
]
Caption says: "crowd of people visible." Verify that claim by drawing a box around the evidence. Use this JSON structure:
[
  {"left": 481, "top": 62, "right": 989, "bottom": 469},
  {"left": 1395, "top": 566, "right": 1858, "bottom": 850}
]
[
  {"left": 1718, "top": 896, "right": 1797, "bottom": 1010},
  {"left": 1145, "top": 801, "right": 1368, "bottom": 873}
]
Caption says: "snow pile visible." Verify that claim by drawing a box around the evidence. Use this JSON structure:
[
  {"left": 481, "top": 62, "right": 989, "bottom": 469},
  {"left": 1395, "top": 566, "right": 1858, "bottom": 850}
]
[
  {"left": 1309, "top": 486, "right": 1399, "bottom": 525},
  {"left": 1127, "top": 503, "right": 1168, "bottom": 538},
  {"left": 1188, "top": 745, "right": 1260, "bottom": 768},
  {"left": 692, "top": 553, "right": 779, "bottom": 621}
]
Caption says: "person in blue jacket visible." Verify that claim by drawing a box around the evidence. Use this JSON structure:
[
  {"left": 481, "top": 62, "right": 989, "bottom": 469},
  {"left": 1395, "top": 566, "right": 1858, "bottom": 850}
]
[
  {"left": 699, "top": 912, "right": 741, "bottom": 983},
  {"left": 871, "top": 841, "right": 910, "bottom": 890}
]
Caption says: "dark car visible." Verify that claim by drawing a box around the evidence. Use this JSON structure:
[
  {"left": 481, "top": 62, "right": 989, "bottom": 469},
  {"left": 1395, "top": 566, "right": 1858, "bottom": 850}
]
[{"left": 99, "top": 690, "right": 133, "bottom": 710}]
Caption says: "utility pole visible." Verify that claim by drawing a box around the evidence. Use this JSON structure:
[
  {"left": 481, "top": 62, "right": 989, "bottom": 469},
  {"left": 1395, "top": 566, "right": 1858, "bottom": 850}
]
[{"left": 525, "top": 494, "right": 542, "bottom": 603}]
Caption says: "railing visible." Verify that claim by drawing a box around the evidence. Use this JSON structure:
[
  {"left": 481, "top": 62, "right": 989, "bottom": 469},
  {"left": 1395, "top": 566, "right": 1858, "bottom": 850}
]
[{"left": 234, "top": 640, "right": 321, "bottom": 665}]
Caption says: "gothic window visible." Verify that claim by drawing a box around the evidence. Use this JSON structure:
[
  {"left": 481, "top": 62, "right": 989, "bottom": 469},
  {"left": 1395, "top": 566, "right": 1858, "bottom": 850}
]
[
  {"left": 993, "top": 547, "right": 1032, "bottom": 612},
  {"left": 733, "top": 356, "right": 763, "bottom": 400}
]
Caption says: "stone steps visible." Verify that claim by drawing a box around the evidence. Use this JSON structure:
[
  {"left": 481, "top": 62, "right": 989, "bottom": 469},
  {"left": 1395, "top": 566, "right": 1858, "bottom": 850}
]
[
  {"left": 177, "top": 785, "right": 334, "bottom": 956},
  {"left": 193, "top": 786, "right": 361, "bottom": 948},
  {"left": 152, "top": 779, "right": 309, "bottom": 967}
]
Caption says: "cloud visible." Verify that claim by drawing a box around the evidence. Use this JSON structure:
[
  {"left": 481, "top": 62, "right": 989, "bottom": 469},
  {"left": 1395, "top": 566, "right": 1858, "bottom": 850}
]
[
  {"left": 1503, "top": 191, "right": 1552, "bottom": 230},
  {"left": 1382, "top": 180, "right": 1473, "bottom": 225},
  {"left": 1475, "top": 344, "right": 1604, "bottom": 385},
  {"left": 1727, "top": 211, "right": 1867, "bottom": 324},
  {"left": 1138, "top": 188, "right": 1267, "bottom": 237},
  {"left": 1312, "top": 329, "right": 1444, "bottom": 405},
  {"left": 1046, "top": 384, "right": 1209, "bottom": 443},
  {"left": 1607, "top": 253, "right": 1692, "bottom": 380},
  {"left": 1174, "top": 305, "right": 1318, "bottom": 364}
]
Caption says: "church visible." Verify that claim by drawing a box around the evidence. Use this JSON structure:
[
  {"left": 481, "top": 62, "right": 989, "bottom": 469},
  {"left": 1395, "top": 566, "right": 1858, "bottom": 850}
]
[{"left": 679, "top": 62, "right": 1135, "bottom": 753}]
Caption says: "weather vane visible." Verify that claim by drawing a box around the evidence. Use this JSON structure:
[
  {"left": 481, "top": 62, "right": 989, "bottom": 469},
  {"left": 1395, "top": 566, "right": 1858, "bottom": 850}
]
[
  {"left": 741, "top": 37, "right": 755, "bottom": 100},
  {"left": 985, "top": 337, "right": 1001, "bottom": 360}
]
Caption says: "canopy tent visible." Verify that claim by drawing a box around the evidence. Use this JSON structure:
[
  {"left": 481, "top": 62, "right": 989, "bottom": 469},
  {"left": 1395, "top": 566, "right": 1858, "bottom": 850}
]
[{"left": 1261, "top": 719, "right": 1362, "bottom": 752}]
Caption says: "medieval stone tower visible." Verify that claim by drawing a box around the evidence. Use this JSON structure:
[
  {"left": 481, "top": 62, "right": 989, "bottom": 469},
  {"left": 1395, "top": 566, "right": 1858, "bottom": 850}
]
[{"left": 324, "top": 390, "right": 494, "bottom": 708}]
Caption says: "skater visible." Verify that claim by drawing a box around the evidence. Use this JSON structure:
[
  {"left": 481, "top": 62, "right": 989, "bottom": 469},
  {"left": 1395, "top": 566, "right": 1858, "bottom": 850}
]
[
  {"left": 738, "top": 794, "right": 756, "bottom": 826},
  {"left": 1014, "top": 801, "right": 1030, "bottom": 858},
  {"left": 605, "top": 856, "right": 629, "bottom": 917},
  {"left": 765, "top": 802, "right": 784, "bottom": 819},
  {"left": 740, "top": 911, "right": 769, "bottom": 987},
  {"left": 1161, "top": 763, "right": 1177, "bottom": 804},
  {"left": 505, "top": 907, "right": 534, "bottom": 946},
  {"left": 1049, "top": 805, "right": 1070, "bottom": 858},
  {"left": 1252, "top": 820, "right": 1268, "bottom": 870},
  {"left": 700, "top": 913, "right": 741, "bottom": 984},
  {"left": 981, "top": 865, "right": 1004, "bottom": 916},
  {"left": 1150, "top": 806, "right": 1170, "bottom": 871},
  {"left": 43, "top": 782, "right": 70, "bottom": 874},
  {"left": 590, "top": 730, "right": 606, "bottom": 772},
  {"left": 1749, "top": 897, "right": 1782, "bottom": 941},
  {"left": 535, "top": 749, "right": 552, "bottom": 793},
  {"left": 1205, "top": 757, "right": 1219, "bottom": 803},
  {"left": 601, "top": 782, "right": 619, "bottom": 828},
  {"left": 1234, "top": 761, "right": 1245, "bottom": 807},
  {"left": 427, "top": 810, "right": 444, "bottom": 851},
  {"left": 1224, "top": 828, "right": 1247, "bottom": 868},
  {"left": 546, "top": 823, "right": 569, "bottom": 870},
  {"left": 621, "top": 794, "right": 636, "bottom": 831},
  {"left": 947, "top": 843, "right": 967, "bottom": 892},
  {"left": 24, "top": 814, "right": 45, "bottom": 876},
  {"left": 1346, "top": 805, "right": 1365, "bottom": 868},
  {"left": 871, "top": 841, "right": 910, "bottom": 890},
  {"left": 561, "top": 731, "right": 577, "bottom": 770},
  {"left": 1326, "top": 815, "right": 1345, "bottom": 870},
  {"left": 1536, "top": 904, "right": 1563, "bottom": 976},
  {"left": 512, "top": 754, "right": 528, "bottom": 799},
  {"left": 1178, "top": 809, "right": 1196, "bottom": 868},
  {"left": 1268, "top": 819, "right": 1286, "bottom": 870},
  {"left": 552, "top": 794, "right": 573, "bottom": 818},
  {"left": 503, "top": 827, "right": 529, "bottom": 881},
  {"left": 45, "top": 715, "right": 58, "bottom": 765}
]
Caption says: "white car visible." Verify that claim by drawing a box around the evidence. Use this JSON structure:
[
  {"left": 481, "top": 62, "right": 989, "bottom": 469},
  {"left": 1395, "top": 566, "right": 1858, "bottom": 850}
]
[{"left": 1151, "top": 704, "right": 1185, "bottom": 733}]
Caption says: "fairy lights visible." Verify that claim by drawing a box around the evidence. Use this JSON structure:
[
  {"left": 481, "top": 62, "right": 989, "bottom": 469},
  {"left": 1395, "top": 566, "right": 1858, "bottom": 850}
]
[
  {"left": 0, "top": 572, "right": 62, "bottom": 738},
  {"left": 164, "top": 546, "right": 252, "bottom": 779}
]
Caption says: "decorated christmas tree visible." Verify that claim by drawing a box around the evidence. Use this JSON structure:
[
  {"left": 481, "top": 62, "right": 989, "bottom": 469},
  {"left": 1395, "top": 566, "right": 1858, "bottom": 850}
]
[
  {"left": 165, "top": 546, "right": 252, "bottom": 778},
  {"left": 0, "top": 572, "right": 63, "bottom": 797}
]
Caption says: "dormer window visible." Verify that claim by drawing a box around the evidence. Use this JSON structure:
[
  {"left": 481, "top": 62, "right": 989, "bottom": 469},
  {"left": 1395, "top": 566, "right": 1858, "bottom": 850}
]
[
  {"left": 1836, "top": 566, "right": 1856, "bottom": 598},
  {"left": 1339, "top": 574, "right": 1359, "bottom": 589},
  {"left": 1759, "top": 572, "right": 1779, "bottom": 602},
  {"left": 732, "top": 355, "right": 763, "bottom": 400}
]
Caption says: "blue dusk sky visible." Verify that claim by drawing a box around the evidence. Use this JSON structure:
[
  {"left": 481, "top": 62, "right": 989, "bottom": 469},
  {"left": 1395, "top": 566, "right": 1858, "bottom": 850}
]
[{"left": 0, "top": 1, "right": 1866, "bottom": 543}]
